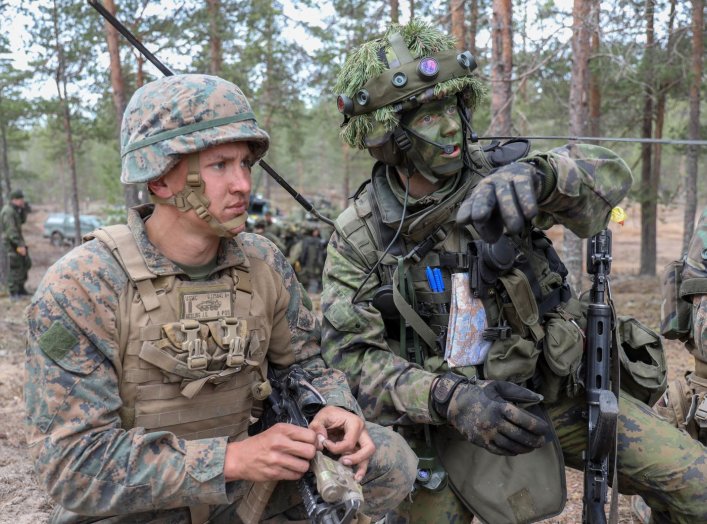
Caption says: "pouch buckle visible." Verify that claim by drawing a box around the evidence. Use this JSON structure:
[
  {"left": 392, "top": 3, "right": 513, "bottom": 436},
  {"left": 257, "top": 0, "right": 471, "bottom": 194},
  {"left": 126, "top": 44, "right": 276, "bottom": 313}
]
[
  {"left": 181, "top": 319, "right": 207, "bottom": 370},
  {"left": 221, "top": 317, "right": 247, "bottom": 368}
]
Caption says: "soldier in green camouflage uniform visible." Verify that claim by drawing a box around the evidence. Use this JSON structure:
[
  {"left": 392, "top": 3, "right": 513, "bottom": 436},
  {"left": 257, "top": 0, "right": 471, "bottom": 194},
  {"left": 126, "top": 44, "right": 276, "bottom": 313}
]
[
  {"left": 1, "top": 188, "right": 32, "bottom": 298},
  {"left": 320, "top": 20, "right": 707, "bottom": 523},
  {"left": 24, "top": 74, "right": 417, "bottom": 523},
  {"left": 655, "top": 207, "right": 707, "bottom": 443}
]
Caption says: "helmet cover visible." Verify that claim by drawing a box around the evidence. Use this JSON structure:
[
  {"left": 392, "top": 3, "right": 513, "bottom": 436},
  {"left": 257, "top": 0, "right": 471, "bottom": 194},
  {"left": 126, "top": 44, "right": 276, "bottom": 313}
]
[{"left": 121, "top": 74, "right": 270, "bottom": 184}]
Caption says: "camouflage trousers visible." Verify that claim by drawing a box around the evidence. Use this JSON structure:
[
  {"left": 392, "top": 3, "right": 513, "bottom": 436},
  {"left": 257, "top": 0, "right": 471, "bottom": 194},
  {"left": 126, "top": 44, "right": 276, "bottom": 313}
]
[
  {"left": 549, "top": 390, "right": 707, "bottom": 524},
  {"left": 392, "top": 391, "right": 707, "bottom": 524},
  {"left": 55, "top": 423, "right": 417, "bottom": 523},
  {"left": 6, "top": 249, "right": 31, "bottom": 294}
]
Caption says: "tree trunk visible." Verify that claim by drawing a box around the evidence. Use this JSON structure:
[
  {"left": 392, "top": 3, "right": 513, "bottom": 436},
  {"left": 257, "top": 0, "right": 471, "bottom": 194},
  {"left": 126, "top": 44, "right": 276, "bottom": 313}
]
[
  {"left": 207, "top": 0, "right": 223, "bottom": 75},
  {"left": 469, "top": 0, "right": 478, "bottom": 56},
  {"left": 683, "top": 0, "right": 704, "bottom": 251},
  {"left": 262, "top": 13, "right": 275, "bottom": 202},
  {"left": 51, "top": 0, "right": 81, "bottom": 244},
  {"left": 640, "top": 0, "right": 656, "bottom": 275},
  {"left": 0, "top": 121, "right": 10, "bottom": 197},
  {"left": 565, "top": 0, "right": 594, "bottom": 293},
  {"left": 0, "top": 122, "right": 7, "bottom": 292},
  {"left": 390, "top": 0, "right": 399, "bottom": 23},
  {"left": 410, "top": 0, "right": 415, "bottom": 20},
  {"left": 649, "top": 0, "right": 677, "bottom": 249},
  {"left": 588, "top": 0, "right": 601, "bottom": 141},
  {"left": 490, "top": 0, "right": 513, "bottom": 135},
  {"left": 451, "top": 0, "right": 466, "bottom": 50},
  {"left": 101, "top": 0, "right": 140, "bottom": 210}
]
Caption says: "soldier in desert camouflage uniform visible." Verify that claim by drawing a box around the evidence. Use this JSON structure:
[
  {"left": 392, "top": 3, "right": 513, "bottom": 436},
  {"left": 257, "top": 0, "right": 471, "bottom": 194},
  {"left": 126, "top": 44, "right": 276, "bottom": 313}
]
[
  {"left": 320, "top": 19, "right": 707, "bottom": 523},
  {"left": 24, "top": 74, "right": 417, "bottom": 523}
]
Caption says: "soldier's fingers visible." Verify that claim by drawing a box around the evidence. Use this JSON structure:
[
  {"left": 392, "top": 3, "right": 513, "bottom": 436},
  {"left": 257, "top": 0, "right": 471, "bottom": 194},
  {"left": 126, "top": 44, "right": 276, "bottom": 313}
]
[
  {"left": 335, "top": 429, "right": 375, "bottom": 466},
  {"left": 511, "top": 176, "right": 539, "bottom": 221},
  {"left": 493, "top": 178, "right": 525, "bottom": 235},
  {"left": 469, "top": 182, "right": 497, "bottom": 224},
  {"left": 491, "top": 431, "right": 537, "bottom": 455}
]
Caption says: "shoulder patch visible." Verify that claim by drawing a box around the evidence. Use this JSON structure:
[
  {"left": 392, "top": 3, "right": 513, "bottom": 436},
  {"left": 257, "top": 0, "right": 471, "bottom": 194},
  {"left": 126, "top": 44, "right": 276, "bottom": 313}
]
[{"left": 39, "top": 321, "right": 78, "bottom": 362}]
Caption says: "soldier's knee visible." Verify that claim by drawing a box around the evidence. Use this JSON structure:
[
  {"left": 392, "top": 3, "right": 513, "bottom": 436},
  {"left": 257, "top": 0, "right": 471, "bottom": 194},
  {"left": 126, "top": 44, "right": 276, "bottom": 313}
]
[{"left": 361, "top": 424, "right": 417, "bottom": 515}]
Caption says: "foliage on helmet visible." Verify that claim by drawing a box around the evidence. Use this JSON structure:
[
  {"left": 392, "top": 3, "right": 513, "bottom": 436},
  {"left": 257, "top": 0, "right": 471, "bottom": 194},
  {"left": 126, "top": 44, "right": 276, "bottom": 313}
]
[
  {"left": 121, "top": 74, "right": 270, "bottom": 184},
  {"left": 334, "top": 19, "right": 487, "bottom": 150}
]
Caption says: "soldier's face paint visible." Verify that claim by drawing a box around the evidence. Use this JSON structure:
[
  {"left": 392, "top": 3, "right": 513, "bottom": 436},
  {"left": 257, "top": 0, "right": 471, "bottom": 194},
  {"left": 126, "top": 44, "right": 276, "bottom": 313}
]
[{"left": 402, "top": 96, "right": 464, "bottom": 177}]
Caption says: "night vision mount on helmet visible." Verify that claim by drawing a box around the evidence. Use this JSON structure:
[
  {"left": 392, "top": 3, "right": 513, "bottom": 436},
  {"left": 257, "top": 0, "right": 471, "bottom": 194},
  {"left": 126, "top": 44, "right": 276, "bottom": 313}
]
[{"left": 334, "top": 19, "right": 486, "bottom": 183}]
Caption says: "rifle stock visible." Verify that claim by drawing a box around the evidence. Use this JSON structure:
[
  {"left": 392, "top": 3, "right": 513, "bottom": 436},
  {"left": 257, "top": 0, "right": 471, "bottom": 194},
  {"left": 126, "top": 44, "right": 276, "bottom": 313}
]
[{"left": 582, "top": 229, "right": 619, "bottom": 524}]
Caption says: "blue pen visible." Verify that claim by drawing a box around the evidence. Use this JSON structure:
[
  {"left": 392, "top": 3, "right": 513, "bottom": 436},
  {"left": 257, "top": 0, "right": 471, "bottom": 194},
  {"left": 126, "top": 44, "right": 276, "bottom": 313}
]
[
  {"left": 433, "top": 268, "right": 448, "bottom": 313},
  {"left": 426, "top": 266, "right": 438, "bottom": 292}
]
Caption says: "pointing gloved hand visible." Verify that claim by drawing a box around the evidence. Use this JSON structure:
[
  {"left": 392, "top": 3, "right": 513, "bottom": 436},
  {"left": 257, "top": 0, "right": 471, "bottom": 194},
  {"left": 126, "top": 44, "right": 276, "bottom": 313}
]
[
  {"left": 431, "top": 373, "right": 549, "bottom": 455},
  {"left": 456, "top": 162, "right": 544, "bottom": 243}
]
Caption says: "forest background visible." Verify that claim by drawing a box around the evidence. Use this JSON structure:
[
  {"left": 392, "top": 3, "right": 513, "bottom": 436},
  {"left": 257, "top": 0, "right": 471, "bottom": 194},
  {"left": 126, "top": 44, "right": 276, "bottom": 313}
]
[{"left": 0, "top": 0, "right": 704, "bottom": 288}]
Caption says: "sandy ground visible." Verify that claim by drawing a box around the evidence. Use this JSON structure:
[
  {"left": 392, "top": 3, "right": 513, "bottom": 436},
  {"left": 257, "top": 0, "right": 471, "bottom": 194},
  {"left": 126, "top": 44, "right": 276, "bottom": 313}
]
[{"left": 0, "top": 202, "right": 696, "bottom": 523}]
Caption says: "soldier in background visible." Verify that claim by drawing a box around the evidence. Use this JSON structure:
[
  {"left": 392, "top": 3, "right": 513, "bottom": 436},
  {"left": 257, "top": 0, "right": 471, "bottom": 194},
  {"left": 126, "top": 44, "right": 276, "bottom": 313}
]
[
  {"left": 1, "top": 188, "right": 32, "bottom": 299},
  {"left": 253, "top": 217, "right": 287, "bottom": 254},
  {"left": 656, "top": 206, "right": 707, "bottom": 443},
  {"left": 289, "top": 223, "right": 326, "bottom": 294}
]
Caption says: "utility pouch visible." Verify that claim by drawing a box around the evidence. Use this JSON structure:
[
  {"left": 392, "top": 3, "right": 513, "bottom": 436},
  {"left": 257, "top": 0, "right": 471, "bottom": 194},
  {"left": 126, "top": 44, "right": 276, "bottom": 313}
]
[
  {"left": 660, "top": 258, "right": 692, "bottom": 341},
  {"left": 617, "top": 316, "right": 668, "bottom": 406},
  {"left": 536, "top": 304, "right": 585, "bottom": 404},
  {"left": 484, "top": 334, "right": 540, "bottom": 384},
  {"left": 434, "top": 404, "right": 565, "bottom": 524}
]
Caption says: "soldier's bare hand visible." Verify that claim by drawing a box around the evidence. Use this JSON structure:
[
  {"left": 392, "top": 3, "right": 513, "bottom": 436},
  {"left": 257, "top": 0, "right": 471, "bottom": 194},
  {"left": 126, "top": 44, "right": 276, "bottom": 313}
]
[
  {"left": 16, "top": 246, "right": 27, "bottom": 256},
  {"left": 224, "top": 422, "right": 318, "bottom": 482},
  {"left": 309, "top": 406, "right": 375, "bottom": 481}
]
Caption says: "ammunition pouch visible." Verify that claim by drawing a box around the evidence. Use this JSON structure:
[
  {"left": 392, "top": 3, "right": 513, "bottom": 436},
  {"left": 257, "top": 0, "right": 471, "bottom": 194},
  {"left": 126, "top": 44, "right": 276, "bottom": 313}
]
[
  {"left": 660, "top": 258, "right": 693, "bottom": 341},
  {"left": 616, "top": 316, "right": 667, "bottom": 406}
]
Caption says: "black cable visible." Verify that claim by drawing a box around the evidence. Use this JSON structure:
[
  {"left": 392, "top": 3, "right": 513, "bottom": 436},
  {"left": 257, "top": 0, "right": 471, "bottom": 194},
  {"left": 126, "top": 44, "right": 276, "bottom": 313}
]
[{"left": 351, "top": 166, "right": 411, "bottom": 305}]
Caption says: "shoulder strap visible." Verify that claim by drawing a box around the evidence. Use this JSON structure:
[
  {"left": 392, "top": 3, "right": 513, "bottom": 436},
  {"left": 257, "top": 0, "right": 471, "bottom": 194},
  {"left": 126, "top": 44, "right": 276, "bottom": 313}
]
[{"left": 90, "top": 224, "right": 171, "bottom": 319}]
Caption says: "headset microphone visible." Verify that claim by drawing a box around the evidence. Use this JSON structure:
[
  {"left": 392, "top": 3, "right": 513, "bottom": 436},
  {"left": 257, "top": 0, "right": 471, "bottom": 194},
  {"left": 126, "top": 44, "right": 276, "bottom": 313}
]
[{"left": 400, "top": 125, "right": 456, "bottom": 154}]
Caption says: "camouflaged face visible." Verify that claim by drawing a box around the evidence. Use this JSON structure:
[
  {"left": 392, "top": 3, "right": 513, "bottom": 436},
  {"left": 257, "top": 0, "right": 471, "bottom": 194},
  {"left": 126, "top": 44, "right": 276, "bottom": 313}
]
[{"left": 121, "top": 74, "right": 270, "bottom": 184}]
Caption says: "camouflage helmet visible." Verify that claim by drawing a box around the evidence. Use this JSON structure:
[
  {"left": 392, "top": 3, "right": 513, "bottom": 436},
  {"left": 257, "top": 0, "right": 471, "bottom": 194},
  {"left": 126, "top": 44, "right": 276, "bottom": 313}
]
[
  {"left": 334, "top": 19, "right": 486, "bottom": 156},
  {"left": 121, "top": 74, "right": 270, "bottom": 184},
  {"left": 9, "top": 188, "right": 24, "bottom": 199}
]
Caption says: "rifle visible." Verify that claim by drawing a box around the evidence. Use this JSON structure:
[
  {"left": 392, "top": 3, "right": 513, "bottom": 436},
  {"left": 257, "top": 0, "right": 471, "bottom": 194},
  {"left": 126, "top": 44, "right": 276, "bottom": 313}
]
[
  {"left": 582, "top": 229, "right": 619, "bottom": 524},
  {"left": 238, "top": 365, "right": 365, "bottom": 524}
]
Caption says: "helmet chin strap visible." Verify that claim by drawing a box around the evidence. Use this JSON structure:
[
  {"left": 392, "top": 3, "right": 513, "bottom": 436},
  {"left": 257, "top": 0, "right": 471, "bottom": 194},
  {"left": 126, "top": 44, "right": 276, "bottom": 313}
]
[{"left": 150, "top": 153, "right": 248, "bottom": 238}]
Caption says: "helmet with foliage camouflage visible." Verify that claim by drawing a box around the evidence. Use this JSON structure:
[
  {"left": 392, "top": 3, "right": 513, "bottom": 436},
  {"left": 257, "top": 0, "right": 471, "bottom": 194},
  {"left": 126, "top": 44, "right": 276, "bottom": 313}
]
[
  {"left": 120, "top": 74, "right": 270, "bottom": 237},
  {"left": 121, "top": 73, "right": 270, "bottom": 184},
  {"left": 335, "top": 18, "right": 486, "bottom": 179}
]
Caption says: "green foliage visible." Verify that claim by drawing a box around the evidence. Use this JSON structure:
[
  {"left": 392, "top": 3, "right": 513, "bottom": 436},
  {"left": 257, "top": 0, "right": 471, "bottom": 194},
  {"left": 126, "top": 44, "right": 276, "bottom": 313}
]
[{"left": 3, "top": 0, "right": 704, "bottom": 214}]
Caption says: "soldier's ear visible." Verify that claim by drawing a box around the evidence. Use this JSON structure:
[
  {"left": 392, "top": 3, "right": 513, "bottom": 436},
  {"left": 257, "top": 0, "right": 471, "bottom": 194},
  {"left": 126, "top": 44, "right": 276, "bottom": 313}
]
[{"left": 147, "top": 176, "right": 172, "bottom": 198}]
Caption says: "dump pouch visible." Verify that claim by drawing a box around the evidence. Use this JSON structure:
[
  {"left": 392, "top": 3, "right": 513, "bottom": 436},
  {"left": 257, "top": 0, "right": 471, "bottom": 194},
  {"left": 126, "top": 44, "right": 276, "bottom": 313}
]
[
  {"left": 434, "top": 404, "right": 565, "bottom": 524},
  {"left": 660, "top": 258, "right": 692, "bottom": 341},
  {"left": 617, "top": 316, "right": 667, "bottom": 406}
]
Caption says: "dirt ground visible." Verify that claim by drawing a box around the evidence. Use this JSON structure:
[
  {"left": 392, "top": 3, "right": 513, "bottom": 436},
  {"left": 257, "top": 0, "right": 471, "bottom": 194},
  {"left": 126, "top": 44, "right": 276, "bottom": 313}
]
[{"left": 0, "top": 202, "right": 697, "bottom": 523}]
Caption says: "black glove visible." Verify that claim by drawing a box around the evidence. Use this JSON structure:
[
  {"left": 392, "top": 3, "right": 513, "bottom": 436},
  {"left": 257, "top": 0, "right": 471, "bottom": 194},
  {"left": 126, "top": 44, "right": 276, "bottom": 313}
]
[
  {"left": 457, "top": 163, "right": 541, "bottom": 243},
  {"left": 432, "top": 373, "right": 549, "bottom": 455}
]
